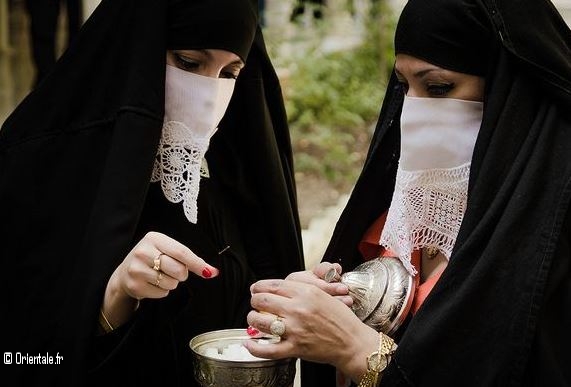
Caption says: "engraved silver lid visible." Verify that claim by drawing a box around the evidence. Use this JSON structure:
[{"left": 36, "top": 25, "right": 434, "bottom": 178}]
[{"left": 340, "top": 257, "right": 414, "bottom": 335}]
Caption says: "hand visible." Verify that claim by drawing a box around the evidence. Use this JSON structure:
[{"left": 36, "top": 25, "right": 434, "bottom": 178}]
[
  {"left": 101, "top": 231, "right": 218, "bottom": 328},
  {"left": 285, "top": 262, "right": 352, "bottom": 306},
  {"left": 244, "top": 279, "right": 378, "bottom": 382}
]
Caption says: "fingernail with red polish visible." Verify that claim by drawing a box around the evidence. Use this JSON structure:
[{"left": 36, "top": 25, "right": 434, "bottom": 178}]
[
  {"left": 247, "top": 326, "right": 260, "bottom": 336},
  {"left": 202, "top": 267, "right": 212, "bottom": 278}
]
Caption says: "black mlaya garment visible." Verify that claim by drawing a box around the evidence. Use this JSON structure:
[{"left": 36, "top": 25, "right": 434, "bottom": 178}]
[
  {"left": 0, "top": 1, "right": 304, "bottom": 386},
  {"left": 302, "top": 0, "right": 571, "bottom": 386}
]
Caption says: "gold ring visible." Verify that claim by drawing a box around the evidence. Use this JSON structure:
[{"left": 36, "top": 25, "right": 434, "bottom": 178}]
[
  {"left": 269, "top": 316, "right": 286, "bottom": 337},
  {"left": 152, "top": 253, "right": 163, "bottom": 271},
  {"left": 155, "top": 271, "right": 162, "bottom": 287}
]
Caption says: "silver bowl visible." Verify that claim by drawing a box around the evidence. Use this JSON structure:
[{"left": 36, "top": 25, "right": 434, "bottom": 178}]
[
  {"left": 340, "top": 257, "right": 414, "bottom": 335},
  {"left": 189, "top": 328, "right": 297, "bottom": 387}
]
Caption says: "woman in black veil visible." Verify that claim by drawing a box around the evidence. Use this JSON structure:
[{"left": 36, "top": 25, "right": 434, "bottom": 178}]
[
  {"left": 0, "top": 0, "right": 304, "bottom": 386},
  {"left": 246, "top": 0, "right": 571, "bottom": 386}
]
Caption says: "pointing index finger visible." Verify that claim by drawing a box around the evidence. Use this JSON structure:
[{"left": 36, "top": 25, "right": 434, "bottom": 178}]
[{"left": 149, "top": 231, "right": 219, "bottom": 278}]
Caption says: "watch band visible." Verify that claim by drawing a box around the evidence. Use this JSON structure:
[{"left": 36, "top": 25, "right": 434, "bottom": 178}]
[{"left": 357, "top": 332, "right": 397, "bottom": 387}]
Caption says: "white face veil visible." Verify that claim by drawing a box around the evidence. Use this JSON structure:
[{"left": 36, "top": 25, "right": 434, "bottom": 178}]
[
  {"left": 151, "top": 64, "right": 236, "bottom": 224},
  {"left": 379, "top": 96, "right": 483, "bottom": 274}
]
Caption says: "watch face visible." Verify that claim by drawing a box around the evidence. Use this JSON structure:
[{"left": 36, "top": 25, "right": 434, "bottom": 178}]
[
  {"left": 378, "top": 354, "right": 388, "bottom": 371},
  {"left": 368, "top": 352, "right": 389, "bottom": 372}
]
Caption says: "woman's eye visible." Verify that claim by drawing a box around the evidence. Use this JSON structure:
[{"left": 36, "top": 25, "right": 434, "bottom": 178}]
[
  {"left": 426, "top": 83, "right": 454, "bottom": 96},
  {"left": 221, "top": 70, "right": 239, "bottom": 80},
  {"left": 397, "top": 81, "right": 409, "bottom": 93},
  {"left": 174, "top": 54, "right": 199, "bottom": 71}
]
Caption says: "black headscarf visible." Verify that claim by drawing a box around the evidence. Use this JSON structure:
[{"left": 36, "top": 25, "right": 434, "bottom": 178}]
[
  {"left": 167, "top": 0, "right": 256, "bottom": 60},
  {"left": 0, "top": 0, "right": 303, "bottom": 386},
  {"left": 302, "top": 0, "right": 571, "bottom": 385},
  {"left": 394, "top": 0, "right": 493, "bottom": 76}
]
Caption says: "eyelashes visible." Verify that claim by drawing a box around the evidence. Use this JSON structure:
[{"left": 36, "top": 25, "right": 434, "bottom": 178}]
[
  {"left": 396, "top": 80, "right": 455, "bottom": 97},
  {"left": 221, "top": 71, "right": 239, "bottom": 80},
  {"left": 173, "top": 53, "right": 240, "bottom": 79},
  {"left": 174, "top": 54, "right": 199, "bottom": 71},
  {"left": 426, "top": 83, "right": 454, "bottom": 96}
]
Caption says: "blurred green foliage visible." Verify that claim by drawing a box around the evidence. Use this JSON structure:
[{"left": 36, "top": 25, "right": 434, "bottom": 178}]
[{"left": 284, "top": 2, "right": 397, "bottom": 187}]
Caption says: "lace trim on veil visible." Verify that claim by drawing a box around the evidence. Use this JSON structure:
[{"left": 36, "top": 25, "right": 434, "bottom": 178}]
[
  {"left": 379, "top": 163, "right": 471, "bottom": 275},
  {"left": 151, "top": 120, "right": 210, "bottom": 224}
]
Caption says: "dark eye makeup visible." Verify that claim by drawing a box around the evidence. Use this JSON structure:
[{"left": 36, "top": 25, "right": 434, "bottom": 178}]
[
  {"left": 172, "top": 52, "right": 241, "bottom": 79},
  {"left": 397, "top": 80, "right": 409, "bottom": 93},
  {"left": 426, "top": 83, "right": 454, "bottom": 96},
  {"left": 221, "top": 67, "right": 241, "bottom": 80},
  {"left": 174, "top": 53, "right": 199, "bottom": 71}
]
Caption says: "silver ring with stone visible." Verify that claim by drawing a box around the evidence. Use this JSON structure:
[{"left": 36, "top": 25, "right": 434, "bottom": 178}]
[{"left": 269, "top": 317, "right": 286, "bottom": 337}]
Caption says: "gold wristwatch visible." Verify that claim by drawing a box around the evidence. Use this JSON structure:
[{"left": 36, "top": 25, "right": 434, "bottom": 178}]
[{"left": 357, "top": 332, "right": 397, "bottom": 387}]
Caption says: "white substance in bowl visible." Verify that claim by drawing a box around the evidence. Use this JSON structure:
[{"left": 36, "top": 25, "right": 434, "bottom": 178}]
[{"left": 201, "top": 340, "right": 271, "bottom": 361}]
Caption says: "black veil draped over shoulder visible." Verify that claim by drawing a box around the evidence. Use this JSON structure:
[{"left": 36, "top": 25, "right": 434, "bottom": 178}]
[
  {"left": 302, "top": 0, "right": 571, "bottom": 386},
  {"left": 0, "top": 0, "right": 303, "bottom": 386}
]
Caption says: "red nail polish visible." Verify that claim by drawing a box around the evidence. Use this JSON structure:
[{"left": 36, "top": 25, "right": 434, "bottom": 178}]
[
  {"left": 202, "top": 267, "right": 212, "bottom": 278},
  {"left": 247, "top": 326, "right": 260, "bottom": 336}
]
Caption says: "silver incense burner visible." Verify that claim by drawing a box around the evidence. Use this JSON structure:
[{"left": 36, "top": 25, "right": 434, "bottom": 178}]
[{"left": 332, "top": 257, "right": 414, "bottom": 335}]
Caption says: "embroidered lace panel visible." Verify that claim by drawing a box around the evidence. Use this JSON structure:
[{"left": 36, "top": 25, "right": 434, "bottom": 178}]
[
  {"left": 379, "top": 163, "right": 471, "bottom": 275},
  {"left": 151, "top": 120, "right": 210, "bottom": 224}
]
